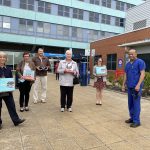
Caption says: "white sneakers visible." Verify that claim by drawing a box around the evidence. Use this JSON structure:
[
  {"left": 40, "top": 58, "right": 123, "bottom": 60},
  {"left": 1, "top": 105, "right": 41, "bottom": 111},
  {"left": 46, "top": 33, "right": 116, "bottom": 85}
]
[
  {"left": 68, "top": 108, "right": 72, "bottom": 112},
  {"left": 33, "top": 100, "right": 46, "bottom": 104},
  {"left": 60, "top": 108, "right": 72, "bottom": 112},
  {"left": 61, "top": 108, "right": 65, "bottom": 112}
]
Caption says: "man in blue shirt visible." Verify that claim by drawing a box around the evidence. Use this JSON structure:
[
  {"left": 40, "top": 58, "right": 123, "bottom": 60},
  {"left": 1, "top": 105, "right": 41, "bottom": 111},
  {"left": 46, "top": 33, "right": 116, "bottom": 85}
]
[{"left": 122, "top": 49, "right": 145, "bottom": 128}]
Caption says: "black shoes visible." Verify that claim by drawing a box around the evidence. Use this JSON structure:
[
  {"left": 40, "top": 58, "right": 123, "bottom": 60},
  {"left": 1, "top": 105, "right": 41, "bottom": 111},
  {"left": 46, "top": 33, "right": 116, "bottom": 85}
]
[
  {"left": 125, "top": 119, "right": 140, "bottom": 128},
  {"left": 14, "top": 119, "right": 26, "bottom": 126},
  {"left": 125, "top": 118, "right": 133, "bottom": 123},
  {"left": 0, "top": 124, "right": 2, "bottom": 130},
  {"left": 130, "top": 123, "right": 141, "bottom": 128}
]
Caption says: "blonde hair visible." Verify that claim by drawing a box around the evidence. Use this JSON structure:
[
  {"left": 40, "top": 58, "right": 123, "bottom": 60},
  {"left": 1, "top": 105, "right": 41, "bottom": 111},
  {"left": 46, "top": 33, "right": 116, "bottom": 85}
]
[{"left": 0, "top": 51, "right": 8, "bottom": 62}]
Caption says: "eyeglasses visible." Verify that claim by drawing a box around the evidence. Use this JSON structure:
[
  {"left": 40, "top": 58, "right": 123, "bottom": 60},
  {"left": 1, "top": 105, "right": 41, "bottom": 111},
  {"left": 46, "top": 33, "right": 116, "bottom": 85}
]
[{"left": 98, "top": 60, "right": 102, "bottom": 62}]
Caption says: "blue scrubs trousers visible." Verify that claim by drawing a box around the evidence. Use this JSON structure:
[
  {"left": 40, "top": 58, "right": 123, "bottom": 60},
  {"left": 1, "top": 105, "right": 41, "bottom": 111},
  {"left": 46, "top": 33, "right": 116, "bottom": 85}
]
[{"left": 128, "top": 88, "right": 141, "bottom": 124}]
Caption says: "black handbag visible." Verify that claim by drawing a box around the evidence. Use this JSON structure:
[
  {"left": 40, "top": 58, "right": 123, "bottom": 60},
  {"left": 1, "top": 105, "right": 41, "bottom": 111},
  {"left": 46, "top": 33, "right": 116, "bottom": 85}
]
[{"left": 73, "top": 76, "right": 79, "bottom": 85}]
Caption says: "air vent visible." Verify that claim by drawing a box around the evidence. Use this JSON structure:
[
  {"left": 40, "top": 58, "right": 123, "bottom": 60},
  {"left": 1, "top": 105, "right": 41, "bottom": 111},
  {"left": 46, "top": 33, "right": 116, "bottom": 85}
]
[{"left": 133, "top": 19, "right": 147, "bottom": 30}]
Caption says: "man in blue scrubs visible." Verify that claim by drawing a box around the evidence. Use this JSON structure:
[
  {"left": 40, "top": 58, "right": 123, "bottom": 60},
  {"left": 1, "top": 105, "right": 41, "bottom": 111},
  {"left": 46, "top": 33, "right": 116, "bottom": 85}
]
[{"left": 122, "top": 49, "right": 145, "bottom": 128}]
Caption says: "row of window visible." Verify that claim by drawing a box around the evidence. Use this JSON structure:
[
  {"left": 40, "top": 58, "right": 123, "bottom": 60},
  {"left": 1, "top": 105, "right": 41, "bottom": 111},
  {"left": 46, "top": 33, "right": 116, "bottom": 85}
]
[
  {"left": 0, "top": 0, "right": 135, "bottom": 12},
  {"left": 79, "top": 0, "right": 135, "bottom": 11},
  {"left": 0, "top": 0, "right": 125, "bottom": 27},
  {"left": 0, "top": 16, "right": 117, "bottom": 42}
]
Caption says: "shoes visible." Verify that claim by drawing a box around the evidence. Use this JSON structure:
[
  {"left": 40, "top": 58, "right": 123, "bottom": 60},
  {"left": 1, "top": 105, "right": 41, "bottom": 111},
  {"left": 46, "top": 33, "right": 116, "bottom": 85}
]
[
  {"left": 130, "top": 123, "right": 141, "bottom": 128},
  {"left": 20, "top": 107, "right": 24, "bottom": 112},
  {"left": 41, "top": 100, "right": 46, "bottom": 103},
  {"left": 25, "top": 107, "right": 29, "bottom": 111},
  {"left": 61, "top": 108, "right": 65, "bottom": 112},
  {"left": 0, "top": 124, "right": 2, "bottom": 130},
  {"left": 125, "top": 118, "right": 133, "bottom": 124},
  {"left": 14, "top": 119, "right": 26, "bottom": 126},
  {"left": 33, "top": 101, "right": 38, "bottom": 104},
  {"left": 68, "top": 108, "right": 72, "bottom": 112},
  {"left": 96, "top": 103, "right": 102, "bottom": 105}
]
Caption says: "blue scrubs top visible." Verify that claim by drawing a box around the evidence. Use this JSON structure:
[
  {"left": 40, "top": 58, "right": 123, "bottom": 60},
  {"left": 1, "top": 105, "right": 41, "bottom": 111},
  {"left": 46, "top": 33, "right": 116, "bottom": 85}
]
[{"left": 125, "top": 58, "right": 146, "bottom": 88}]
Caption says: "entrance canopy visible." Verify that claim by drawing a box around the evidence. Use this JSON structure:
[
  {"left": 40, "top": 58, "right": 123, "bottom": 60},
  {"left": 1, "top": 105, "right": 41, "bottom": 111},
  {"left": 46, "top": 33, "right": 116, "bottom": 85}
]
[
  {"left": 118, "top": 39, "right": 150, "bottom": 47},
  {"left": 44, "top": 53, "right": 65, "bottom": 58}
]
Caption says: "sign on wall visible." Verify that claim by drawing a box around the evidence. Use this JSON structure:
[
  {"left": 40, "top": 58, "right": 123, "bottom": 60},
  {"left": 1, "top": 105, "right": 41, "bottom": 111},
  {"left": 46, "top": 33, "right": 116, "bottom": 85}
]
[{"left": 118, "top": 59, "right": 123, "bottom": 68}]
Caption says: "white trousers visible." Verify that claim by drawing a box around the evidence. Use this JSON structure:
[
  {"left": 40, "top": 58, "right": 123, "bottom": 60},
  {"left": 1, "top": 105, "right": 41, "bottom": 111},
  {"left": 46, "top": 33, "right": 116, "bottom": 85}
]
[{"left": 33, "top": 76, "right": 47, "bottom": 102}]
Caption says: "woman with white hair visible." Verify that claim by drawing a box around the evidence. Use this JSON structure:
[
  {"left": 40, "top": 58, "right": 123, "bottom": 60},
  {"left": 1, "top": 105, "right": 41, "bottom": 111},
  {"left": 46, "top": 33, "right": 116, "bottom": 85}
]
[
  {"left": 57, "top": 50, "right": 79, "bottom": 112},
  {"left": 0, "top": 51, "right": 25, "bottom": 129}
]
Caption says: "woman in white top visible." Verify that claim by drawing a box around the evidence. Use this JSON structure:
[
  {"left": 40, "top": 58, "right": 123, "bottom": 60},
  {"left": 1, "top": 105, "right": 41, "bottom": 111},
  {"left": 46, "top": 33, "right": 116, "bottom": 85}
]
[
  {"left": 57, "top": 50, "right": 79, "bottom": 112},
  {"left": 93, "top": 58, "right": 107, "bottom": 105},
  {"left": 16, "top": 52, "right": 35, "bottom": 112}
]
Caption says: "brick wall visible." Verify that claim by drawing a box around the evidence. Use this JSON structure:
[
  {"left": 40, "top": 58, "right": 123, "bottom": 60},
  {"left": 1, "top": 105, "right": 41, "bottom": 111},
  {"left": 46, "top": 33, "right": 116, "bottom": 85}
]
[{"left": 90, "top": 27, "right": 150, "bottom": 72}]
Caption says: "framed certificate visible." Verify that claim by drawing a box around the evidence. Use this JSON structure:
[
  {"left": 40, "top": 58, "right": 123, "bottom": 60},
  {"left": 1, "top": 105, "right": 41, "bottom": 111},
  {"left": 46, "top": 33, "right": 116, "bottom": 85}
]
[
  {"left": 23, "top": 70, "right": 35, "bottom": 81},
  {"left": 96, "top": 66, "right": 107, "bottom": 75},
  {"left": 0, "top": 78, "right": 15, "bottom": 93}
]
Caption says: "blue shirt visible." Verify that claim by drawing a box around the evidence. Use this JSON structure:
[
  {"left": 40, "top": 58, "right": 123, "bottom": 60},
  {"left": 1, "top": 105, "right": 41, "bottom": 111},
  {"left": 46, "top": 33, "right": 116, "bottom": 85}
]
[{"left": 125, "top": 58, "right": 146, "bottom": 88}]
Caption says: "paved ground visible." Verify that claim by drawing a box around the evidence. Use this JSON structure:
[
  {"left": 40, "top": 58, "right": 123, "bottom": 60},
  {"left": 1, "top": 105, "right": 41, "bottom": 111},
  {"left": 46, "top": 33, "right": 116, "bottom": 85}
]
[{"left": 0, "top": 74, "right": 150, "bottom": 150}]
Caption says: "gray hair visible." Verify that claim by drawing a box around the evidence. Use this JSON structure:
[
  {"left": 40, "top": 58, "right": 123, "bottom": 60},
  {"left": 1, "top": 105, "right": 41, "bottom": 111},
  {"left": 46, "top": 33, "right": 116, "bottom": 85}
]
[
  {"left": 0, "top": 51, "right": 8, "bottom": 63},
  {"left": 0, "top": 51, "right": 7, "bottom": 59},
  {"left": 65, "top": 50, "right": 72, "bottom": 55}
]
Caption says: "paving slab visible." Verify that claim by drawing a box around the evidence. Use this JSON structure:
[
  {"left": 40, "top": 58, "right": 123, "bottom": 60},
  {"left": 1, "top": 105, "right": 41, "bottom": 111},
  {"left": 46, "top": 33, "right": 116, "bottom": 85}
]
[{"left": 0, "top": 74, "right": 150, "bottom": 150}]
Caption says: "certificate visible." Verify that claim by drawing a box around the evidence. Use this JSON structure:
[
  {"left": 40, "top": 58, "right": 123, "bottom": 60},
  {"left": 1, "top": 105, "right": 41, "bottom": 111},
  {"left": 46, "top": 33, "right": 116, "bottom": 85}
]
[
  {"left": 23, "top": 70, "right": 35, "bottom": 81},
  {"left": 0, "top": 78, "right": 15, "bottom": 93},
  {"left": 96, "top": 66, "right": 107, "bottom": 75}
]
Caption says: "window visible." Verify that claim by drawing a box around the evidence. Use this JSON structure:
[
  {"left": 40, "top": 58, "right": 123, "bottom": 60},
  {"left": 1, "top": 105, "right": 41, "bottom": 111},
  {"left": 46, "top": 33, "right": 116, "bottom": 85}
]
[
  {"left": 72, "top": 27, "right": 82, "bottom": 39},
  {"left": 37, "top": 22, "right": 44, "bottom": 33},
  {"left": 19, "top": 19, "right": 33, "bottom": 32},
  {"left": 20, "top": 0, "right": 34, "bottom": 10},
  {"left": 89, "top": 30, "right": 99, "bottom": 41},
  {"left": 27, "top": 20, "right": 33, "bottom": 32},
  {"left": 19, "top": 19, "right": 26, "bottom": 31},
  {"left": 73, "top": 8, "right": 83, "bottom": 20},
  {"left": 72, "top": 27, "right": 77, "bottom": 38},
  {"left": 43, "top": 23, "right": 50, "bottom": 33},
  {"left": 0, "top": 16, "right": 2, "bottom": 28},
  {"left": 126, "top": 3, "right": 135, "bottom": 10},
  {"left": 3, "top": 0, "right": 11, "bottom": 6},
  {"left": 38, "top": 1, "right": 51, "bottom": 14},
  {"left": 116, "top": 1, "right": 125, "bottom": 11},
  {"left": 90, "top": 0, "right": 100, "bottom": 5},
  {"left": 102, "top": 0, "right": 111, "bottom": 8},
  {"left": 89, "top": 12, "right": 99, "bottom": 23},
  {"left": 107, "top": 54, "right": 117, "bottom": 70},
  {"left": 3, "top": 16, "right": 10, "bottom": 29},
  {"left": 101, "top": 31, "right": 105, "bottom": 36},
  {"left": 101, "top": 14, "right": 111, "bottom": 24},
  {"left": 115, "top": 17, "right": 124, "bottom": 27},
  {"left": 58, "top": 5, "right": 70, "bottom": 17},
  {"left": 57, "top": 25, "right": 69, "bottom": 38}
]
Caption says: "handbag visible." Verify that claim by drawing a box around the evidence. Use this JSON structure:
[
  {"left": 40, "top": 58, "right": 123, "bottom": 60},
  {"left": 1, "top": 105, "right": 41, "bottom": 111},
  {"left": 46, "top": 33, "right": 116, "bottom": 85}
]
[{"left": 73, "top": 76, "right": 79, "bottom": 85}]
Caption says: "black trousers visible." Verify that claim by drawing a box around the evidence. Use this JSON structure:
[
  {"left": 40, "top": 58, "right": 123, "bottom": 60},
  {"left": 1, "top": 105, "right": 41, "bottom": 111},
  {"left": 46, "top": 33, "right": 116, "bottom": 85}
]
[
  {"left": 56, "top": 73, "right": 59, "bottom": 80},
  {"left": 60, "top": 86, "right": 74, "bottom": 109},
  {"left": 0, "top": 93, "right": 20, "bottom": 125},
  {"left": 18, "top": 81, "right": 32, "bottom": 107}
]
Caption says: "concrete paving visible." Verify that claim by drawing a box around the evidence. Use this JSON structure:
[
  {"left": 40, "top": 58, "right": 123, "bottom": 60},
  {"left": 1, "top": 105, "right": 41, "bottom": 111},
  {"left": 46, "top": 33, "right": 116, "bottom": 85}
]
[{"left": 0, "top": 74, "right": 150, "bottom": 150}]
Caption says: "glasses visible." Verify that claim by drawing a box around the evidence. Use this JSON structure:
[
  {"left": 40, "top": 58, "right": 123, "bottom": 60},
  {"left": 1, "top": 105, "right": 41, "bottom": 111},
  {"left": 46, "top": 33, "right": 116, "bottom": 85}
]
[{"left": 98, "top": 60, "right": 102, "bottom": 62}]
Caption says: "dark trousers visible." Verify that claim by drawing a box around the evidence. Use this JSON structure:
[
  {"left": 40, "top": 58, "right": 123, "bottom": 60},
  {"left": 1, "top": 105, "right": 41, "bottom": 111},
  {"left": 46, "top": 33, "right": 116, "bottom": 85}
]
[
  {"left": 128, "top": 88, "right": 141, "bottom": 124},
  {"left": 0, "top": 93, "right": 20, "bottom": 125},
  {"left": 56, "top": 73, "right": 59, "bottom": 80},
  {"left": 19, "top": 81, "right": 32, "bottom": 107},
  {"left": 60, "top": 86, "right": 74, "bottom": 109}
]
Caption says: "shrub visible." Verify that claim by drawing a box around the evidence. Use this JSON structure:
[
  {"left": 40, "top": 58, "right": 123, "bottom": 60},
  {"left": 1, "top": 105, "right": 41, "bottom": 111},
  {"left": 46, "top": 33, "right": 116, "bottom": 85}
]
[{"left": 143, "top": 72, "right": 150, "bottom": 96}]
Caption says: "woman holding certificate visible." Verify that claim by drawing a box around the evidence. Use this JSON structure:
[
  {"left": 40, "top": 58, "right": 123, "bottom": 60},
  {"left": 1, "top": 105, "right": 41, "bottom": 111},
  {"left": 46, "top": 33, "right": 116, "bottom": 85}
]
[
  {"left": 16, "top": 52, "right": 35, "bottom": 112},
  {"left": 0, "top": 51, "right": 25, "bottom": 129},
  {"left": 93, "top": 58, "right": 107, "bottom": 105}
]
